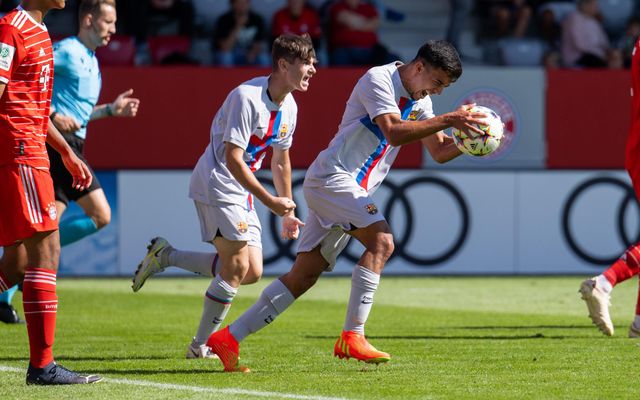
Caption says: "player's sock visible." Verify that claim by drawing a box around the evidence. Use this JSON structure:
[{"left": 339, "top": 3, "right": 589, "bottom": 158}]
[
  {"left": 166, "top": 250, "right": 218, "bottom": 277},
  {"left": 343, "top": 265, "right": 380, "bottom": 335},
  {"left": 22, "top": 268, "right": 57, "bottom": 368},
  {"left": 59, "top": 215, "right": 98, "bottom": 246},
  {"left": 0, "top": 284, "right": 18, "bottom": 304},
  {"left": 0, "top": 271, "right": 11, "bottom": 294},
  {"left": 603, "top": 244, "right": 640, "bottom": 286},
  {"left": 229, "top": 278, "right": 295, "bottom": 343},
  {"left": 193, "top": 275, "right": 237, "bottom": 345},
  {"left": 595, "top": 274, "right": 613, "bottom": 294}
]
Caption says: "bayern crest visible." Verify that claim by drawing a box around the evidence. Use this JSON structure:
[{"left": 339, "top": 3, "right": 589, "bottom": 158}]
[
  {"left": 47, "top": 202, "right": 57, "bottom": 220},
  {"left": 453, "top": 89, "right": 518, "bottom": 161}
]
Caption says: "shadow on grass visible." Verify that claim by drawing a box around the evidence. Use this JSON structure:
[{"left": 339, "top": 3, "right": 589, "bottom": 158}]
[
  {"left": 305, "top": 333, "right": 605, "bottom": 340},
  {"left": 94, "top": 368, "right": 218, "bottom": 375},
  {"left": 447, "top": 325, "right": 598, "bottom": 330},
  {"left": 0, "top": 355, "right": 176, "bottom": 362}
]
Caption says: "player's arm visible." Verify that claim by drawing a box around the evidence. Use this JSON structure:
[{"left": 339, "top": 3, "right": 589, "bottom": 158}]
[
  {"left": 421, "top": 131, "right": 462, "bottom": 164},
  {"left": 271, "top": 147, "right": 304, "bottom": 239},
  {"left": 46, "top": 122, "right": 92, "bottom": 190},
  {"left": 374, "top": 104, "right": 487, "bottom": 147},
  {"left": 225, "top": 143, "right": 295, "bottom": 216},
  {"left": 90, "top": 88, "right": 140, "bottom": 121}
]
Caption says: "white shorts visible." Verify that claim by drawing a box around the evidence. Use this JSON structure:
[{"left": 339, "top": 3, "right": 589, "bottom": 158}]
[
  {"left": 297, "top": 183, "right": 385, "bottom": 270},
  {"left": 194, "top": 200, "right": 262, "bottom": 248}
]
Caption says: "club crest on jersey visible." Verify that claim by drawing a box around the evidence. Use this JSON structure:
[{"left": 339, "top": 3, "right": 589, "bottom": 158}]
[
  {"left": 408, "top": 110, "right": 420, "bottom": 121},
  {"left": 365, "top": 203, "right": 378, "bottom": 215},
  {"left": 236, "top": 221, "right": 249, "bottom": 234},
  {"left": 278, "top": 124, "right": 288, "bottom": 139},
  {"left": 0, "top": 42, "right": 15, "bottom": 71},
  {"left": 46, "top": 202, "right": 57, "bottom": 221}
]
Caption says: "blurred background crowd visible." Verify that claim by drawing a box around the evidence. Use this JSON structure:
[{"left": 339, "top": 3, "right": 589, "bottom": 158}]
[{"left": 0, "top": 0, "right": 636, "bottom": 69}]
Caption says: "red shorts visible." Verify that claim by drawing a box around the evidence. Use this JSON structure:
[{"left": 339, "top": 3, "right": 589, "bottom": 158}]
[{"left": 0, "top": 164, "right": 58, "bottom": 246}]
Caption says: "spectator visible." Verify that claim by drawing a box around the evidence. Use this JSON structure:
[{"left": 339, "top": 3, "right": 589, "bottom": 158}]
[
  {"left": 131, "top": 0, "right": 195, "bottom": 43},
  {"left": 213, "top": 0, "right": 269, "bottom": 67},
  {"left": 272, "top": 0, "right": 322, "bottom": 50},
  {"left": 475, "top": 0, "right": 533, "bottom": 64},
  {"left": 561, "top": 0, "right": 616, "bottom": 68},
  {"left": 328, "top": 0, "right": 393, "bottom": 66},
  {"left": 618, "top": 17, "right": 640, "bottom": 68}
]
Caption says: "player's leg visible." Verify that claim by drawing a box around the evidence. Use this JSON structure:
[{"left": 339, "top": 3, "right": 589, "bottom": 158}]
[
  {"left": 206, "top": 208, "right": 335, "bottom": 372},
  {"left": 630, "top": 281, "right": 640, "bottom": 337},
  {"left": 59, "top": 189, "right": 109, "bottom": 246},
  {"left": 0, "top": 244, "right": 29, "bottom": 324},
  {"left": 207, "top": 246, "right": 328, "bottom": 372},
  {"left": 333, "top": 220, "right": 393, "bottom": 364}
]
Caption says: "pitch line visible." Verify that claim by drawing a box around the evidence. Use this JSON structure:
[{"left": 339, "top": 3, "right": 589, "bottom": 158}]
[{"left": 0, "top": 365, "right": 349, "bottom": 400}]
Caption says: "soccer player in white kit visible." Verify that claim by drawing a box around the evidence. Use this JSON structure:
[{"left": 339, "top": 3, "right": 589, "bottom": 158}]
[
  {"left": 131, "top": 34, "right": 316, "bottom": 361},
  {"left": 206, "top": 40, "right": 488, "bottom": 372}
]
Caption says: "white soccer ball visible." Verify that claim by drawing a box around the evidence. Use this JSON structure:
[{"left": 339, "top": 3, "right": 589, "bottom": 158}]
[{"left": 451, "top": 105, "right": 504, "bottom": 157}]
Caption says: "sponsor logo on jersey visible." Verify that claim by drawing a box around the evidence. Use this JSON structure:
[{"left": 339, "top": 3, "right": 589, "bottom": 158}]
[
  {"left": 237, "top": 221, "right": 249, "bottom": 233},
  {"left": 38, "top": 47, "right": 45, "bottom": 57},
  {"left": 0, "top": 42, "right": 15, "bottom": 71},
  {"left": 408, "top": 110, "right": 420, "bottom": 121},
  {"left": 47, "top": 202, "right": 57, "bottom": 220},
  {"left": 365, "top": 203, "right": 378, "bottom": 215},
  {"left": 278, "top": 123, "right": 288, "bottom": 139}
]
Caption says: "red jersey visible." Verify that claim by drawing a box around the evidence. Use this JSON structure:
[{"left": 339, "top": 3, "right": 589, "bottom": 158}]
[
  {"left": 271, "top": 7, "right": 322, "bottom": 40},
  {"left": 0, "top": 7, "right": 53, "bottom": 169},
  {"left": 329, "top": 1, "right": 378, "bottom": 49}
]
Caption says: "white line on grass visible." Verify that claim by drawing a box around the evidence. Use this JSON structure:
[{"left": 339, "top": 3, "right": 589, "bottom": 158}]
[{"left": 0, "top": 365, "right": 349, "bottom": 400}]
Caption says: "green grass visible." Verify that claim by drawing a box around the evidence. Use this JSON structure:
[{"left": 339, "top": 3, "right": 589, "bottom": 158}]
[{"left": 1, "top": 276, "right": 639, "bottom": 399}]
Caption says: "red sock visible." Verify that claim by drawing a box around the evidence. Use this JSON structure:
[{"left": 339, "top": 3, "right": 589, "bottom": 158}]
[
  {"left": 0, "top": 270, "right": 10, "bottom": 293},
  {"left": 603, "top": 244, "right": 640, "bottom": 286},
  {"left": 22, "top": 268, "right": 57, "bottom": 368}
]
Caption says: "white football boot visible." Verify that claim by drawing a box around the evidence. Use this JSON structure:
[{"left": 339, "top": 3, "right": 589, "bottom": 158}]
[
  {"left": 579, "top": 278, "right": 614, "bottom": 336},
  {"left": 186, "top": 338, "right": 219, "bottom": 360},
  {"left": 132, "top": 237, "right": 172, "bottom": 292}
]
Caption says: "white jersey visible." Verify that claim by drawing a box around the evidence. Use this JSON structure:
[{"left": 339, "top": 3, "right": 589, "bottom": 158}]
[
  {"left": 305, "top": 62, "right": 434, "bottom": 192},
  {"left": 189, "top": 76, "right": 297, "bottom": 208}
]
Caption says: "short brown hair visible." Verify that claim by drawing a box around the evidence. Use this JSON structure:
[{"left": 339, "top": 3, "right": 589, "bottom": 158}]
[
  {"left": 271, "top": 33, "right": 316, "bottom": 70},
  {"left": 79, "top": 0, "right": 116, "bottom": 19}
]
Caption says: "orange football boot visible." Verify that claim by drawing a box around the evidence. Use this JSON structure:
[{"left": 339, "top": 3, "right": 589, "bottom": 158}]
[
  {"left": 206, "top": 326, "right": 250, "bottom": 373},
  {"left": 333, "top": 330, "right": 390, "bottom": 364}
]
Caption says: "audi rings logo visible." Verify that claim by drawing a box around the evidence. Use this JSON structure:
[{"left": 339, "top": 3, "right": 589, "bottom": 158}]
[
  {"left": 562, "top": 176, "right": 640, "bottom": 266},
  {"left": 454, "top": 88, "right": 519, "bottom": 161},
  {"left": 258, "top": 175, "right": 470, "bottom": 267}
]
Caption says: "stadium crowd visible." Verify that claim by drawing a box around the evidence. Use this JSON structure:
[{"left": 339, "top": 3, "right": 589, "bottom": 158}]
[{"left": 1, "top": 0, "right": 636, "bottom": 68}]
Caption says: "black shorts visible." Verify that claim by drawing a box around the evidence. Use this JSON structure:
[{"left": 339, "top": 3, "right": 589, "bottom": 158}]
[{"left": 46, "top": 134, "right": 102, "bottom": 206}]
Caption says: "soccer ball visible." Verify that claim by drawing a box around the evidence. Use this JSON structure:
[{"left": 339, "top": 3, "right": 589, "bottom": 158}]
[{"left": 451, "top": 106, "right": 504, "bottom": 157}]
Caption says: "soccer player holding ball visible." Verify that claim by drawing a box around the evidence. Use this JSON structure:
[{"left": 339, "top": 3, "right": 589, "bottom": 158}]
[{"left": 205, "top": 40, "right": 488, "bottom": 372}]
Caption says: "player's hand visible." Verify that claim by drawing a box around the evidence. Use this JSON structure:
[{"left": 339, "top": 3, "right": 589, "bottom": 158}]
[
  {"left": 269, "top": 196, "right": 296, "bottom": 217},
  {"left": 281, "top": 213, "right": 305, "bottom": 240},
  {"left": 61, "top": 151, "right": 92, "bottom": 190},
  {"left": 449, "top": 103, "right": 488, "bottom": 136},
  {"left": 52, "top": 113, "right": 81, "bottom": 134},
  {"left": 111, "top": 89, "right": 140, "bottom": 117}
]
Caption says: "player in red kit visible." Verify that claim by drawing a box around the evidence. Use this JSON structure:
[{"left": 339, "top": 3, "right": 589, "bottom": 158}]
[
  {"left": 579, "top": 37, "right": 640, "bottom": 338},
  {"left": 0, "top": 1, "right": 100, "bottom": 385}
]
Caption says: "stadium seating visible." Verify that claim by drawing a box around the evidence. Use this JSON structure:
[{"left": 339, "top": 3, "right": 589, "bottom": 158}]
[
  {"left": 537, "top": 1, "right": 576, "bottom": 23},
  {"left": 148, "top": 35, "right": 191, "bottom": 65},
  {"left": 95, "top": 34, "right": 136, "bottom": 66},
  {"left": 498, "top": 38, "right": 546, "bottom": 66}
]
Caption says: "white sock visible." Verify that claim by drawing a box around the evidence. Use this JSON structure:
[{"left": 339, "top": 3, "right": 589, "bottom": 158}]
[
  {"left": 229, "top": 279, "right": 295, "bottom": 343},
  {"left": 165, "top": 249, "right": 218, "bottom": 277},
  {"left": 343, "top": 265, "right": 380, "bottom": 335},
  {"left": 193, "top": 275, "right": 237, "bottom": 345},
  {"left": 634, "top": 315, "right": 640, "bottom": 327},
  {"left": 596, "top": 274, "right": 613, "bottom": 294}
]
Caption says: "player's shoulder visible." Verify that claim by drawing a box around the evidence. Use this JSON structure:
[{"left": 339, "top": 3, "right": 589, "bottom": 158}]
[
  {"left": 233, "top": 76, "right": 267, "bottom": 100},
  {"left": 361, "top": 62, "right": 397, "bottom": 85},
  {"left": 0, "top": 10, "right": 22, "bottom": 37}
]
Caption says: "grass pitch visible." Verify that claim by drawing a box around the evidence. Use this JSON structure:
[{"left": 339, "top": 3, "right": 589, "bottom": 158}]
[{"left": 0, "top": 276, "right": 639, "bottom": 399}]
